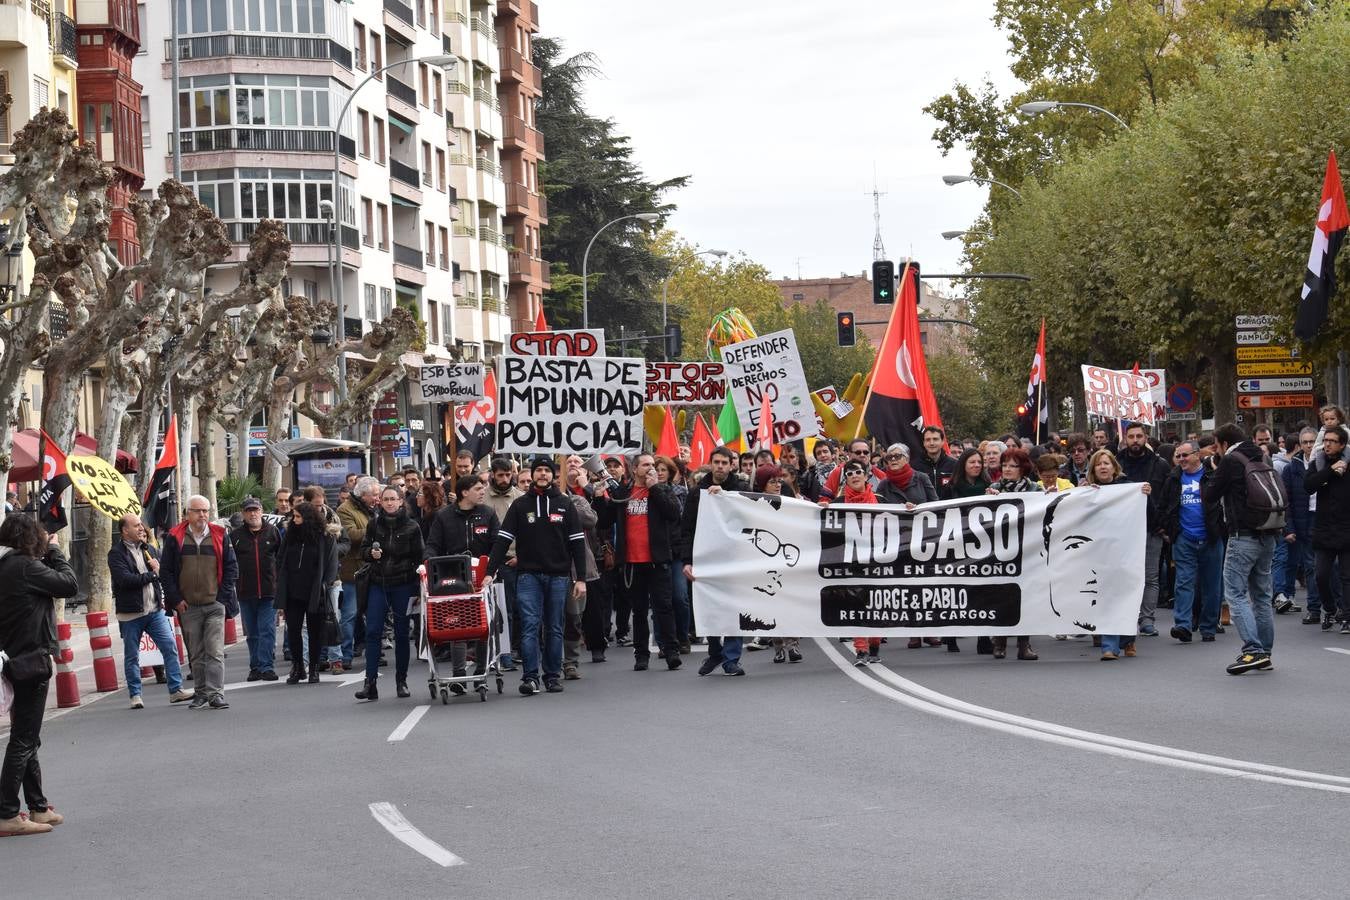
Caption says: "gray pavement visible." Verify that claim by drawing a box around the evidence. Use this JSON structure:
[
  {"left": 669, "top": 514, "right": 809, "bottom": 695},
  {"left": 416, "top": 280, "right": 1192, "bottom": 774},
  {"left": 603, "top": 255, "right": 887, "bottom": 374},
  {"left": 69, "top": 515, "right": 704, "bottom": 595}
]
[{"left": 4, "top": 591, "right": 1350, "bottom": 898}]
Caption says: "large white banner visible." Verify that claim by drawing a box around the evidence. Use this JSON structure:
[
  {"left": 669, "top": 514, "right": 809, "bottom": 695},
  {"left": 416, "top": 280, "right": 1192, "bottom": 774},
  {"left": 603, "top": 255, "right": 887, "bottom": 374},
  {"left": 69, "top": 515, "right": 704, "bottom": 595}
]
[
  {"left": 691, "top": 486, "right": 1145, "bottom": 637},
  {"left": 496, "top": 354, "right": 644, "bottom": 455},
  {"left": 719, "top": 328, "right": 820, "bottom": 442}
]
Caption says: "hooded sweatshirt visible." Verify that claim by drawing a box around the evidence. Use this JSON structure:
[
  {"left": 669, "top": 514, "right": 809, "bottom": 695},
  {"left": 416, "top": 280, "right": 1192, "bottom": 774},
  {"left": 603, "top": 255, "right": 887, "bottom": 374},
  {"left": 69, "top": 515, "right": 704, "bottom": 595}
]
[{"left": 488, "top": 483, "right": 587, "bottom": 577}]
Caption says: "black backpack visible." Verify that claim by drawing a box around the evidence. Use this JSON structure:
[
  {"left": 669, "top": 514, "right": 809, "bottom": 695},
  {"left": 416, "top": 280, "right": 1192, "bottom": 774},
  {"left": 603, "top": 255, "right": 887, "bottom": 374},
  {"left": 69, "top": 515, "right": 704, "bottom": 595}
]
[{"left": 1239, "top": 452, "right": 1287, "bottom": 531}]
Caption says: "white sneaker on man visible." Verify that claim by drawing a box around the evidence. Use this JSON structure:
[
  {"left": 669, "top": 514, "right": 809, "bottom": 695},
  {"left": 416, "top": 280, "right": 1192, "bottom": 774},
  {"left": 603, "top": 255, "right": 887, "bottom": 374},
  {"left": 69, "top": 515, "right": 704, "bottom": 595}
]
[{"left": 129, "top": 695, "right": 144, "bottom": 709}]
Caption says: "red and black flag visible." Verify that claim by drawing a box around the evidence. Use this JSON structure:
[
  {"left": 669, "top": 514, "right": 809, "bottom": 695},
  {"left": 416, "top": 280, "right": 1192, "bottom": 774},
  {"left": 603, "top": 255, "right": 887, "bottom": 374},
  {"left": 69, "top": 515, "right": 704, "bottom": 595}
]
[
  {"left": 141, "top": 415, "right": 179, "bottom": 531},
  {"left": 862, "top": 261, "right": 945, "bottom": 451},
  {"left": 34, "top": 430, "right": 71, "bottom": 534},
  {"left": 1295, "top": 151, "right": 1349, "bottom": 342},
  {"left": 1023, "top": 319, "right": 1048, "bottom": 442},
  {"left": 454, "top": 367, "right": 497, "bottom": 463}
]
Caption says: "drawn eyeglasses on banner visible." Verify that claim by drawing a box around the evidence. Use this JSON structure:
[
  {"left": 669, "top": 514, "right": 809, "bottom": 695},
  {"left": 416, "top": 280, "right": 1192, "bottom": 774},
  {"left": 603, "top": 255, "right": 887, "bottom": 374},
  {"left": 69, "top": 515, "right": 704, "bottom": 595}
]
[{"left": 742, "top": 528, "right": 800, "bottom": 567}]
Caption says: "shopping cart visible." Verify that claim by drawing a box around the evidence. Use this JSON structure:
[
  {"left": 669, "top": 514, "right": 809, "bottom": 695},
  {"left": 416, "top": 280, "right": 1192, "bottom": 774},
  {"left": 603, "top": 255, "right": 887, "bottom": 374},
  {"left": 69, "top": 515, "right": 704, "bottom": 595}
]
[{"left": 419, "top": 555, "right": 503, "bottom": 703}]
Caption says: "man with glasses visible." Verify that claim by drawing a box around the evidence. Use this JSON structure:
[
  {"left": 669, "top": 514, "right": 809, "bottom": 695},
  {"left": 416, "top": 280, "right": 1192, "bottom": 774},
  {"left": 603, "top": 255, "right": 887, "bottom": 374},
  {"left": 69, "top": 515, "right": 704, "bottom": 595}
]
[
  {"left": 1283, "top": 428, "right": 1327, "bottom": 624},
  {"left": 1305, "top": 425, "right": 1350, "bottom": 635},
  {"left": 160, "top": 495, "right": 239, "bottom": 710},
  {"left": 1161, "top": 442, "right": 1223, "bottom": 642},
  {"left": 1059, "top": 433, "right": 1092, "bottom": 486},
  {"left": 1254, "top": 425, "right": 1295, "bottom": 613}
]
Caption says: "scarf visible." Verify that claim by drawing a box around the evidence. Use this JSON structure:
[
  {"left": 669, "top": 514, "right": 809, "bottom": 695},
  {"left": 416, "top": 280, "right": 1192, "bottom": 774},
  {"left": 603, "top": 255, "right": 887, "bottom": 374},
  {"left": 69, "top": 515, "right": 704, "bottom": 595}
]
[
  {"left": 884, "top": 463, "right": 914, "bottom": 492},
  {"left": 841, "top": 481, "right": 878, "bottom": 504}
]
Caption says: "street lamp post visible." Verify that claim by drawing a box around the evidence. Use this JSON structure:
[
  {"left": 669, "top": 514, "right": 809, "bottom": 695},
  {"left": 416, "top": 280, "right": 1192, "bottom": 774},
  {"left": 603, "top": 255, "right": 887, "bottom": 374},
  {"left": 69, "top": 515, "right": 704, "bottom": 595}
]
[
  {"left": 660, "top": 248, "right": 727, "bottom": 331},
  {"left": 1017, "top": 100, "right": 1130, "bottom": 130},
  {"left": 581, "top": 212, "right": 660, "bottom": 329},
  {"left": 942, "top": 174, "right": 1023, "bottom": 199},
  {"left": 940, "top": 230, "right": 991, "bottom": 241},
  {"left": 330, "top": 53, "right": 456, "bottom": 430}
]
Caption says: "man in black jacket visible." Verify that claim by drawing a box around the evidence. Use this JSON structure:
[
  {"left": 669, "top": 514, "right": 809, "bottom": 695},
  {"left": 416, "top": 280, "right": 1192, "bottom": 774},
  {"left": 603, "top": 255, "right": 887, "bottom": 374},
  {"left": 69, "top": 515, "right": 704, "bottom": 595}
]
[
  {"left": 1203, "top": 423, "right": 1283, "bottom": 675},
  {"left": 1305, "top": 425, "right": 1350, "bottom": 634},
  {"left": 1118, "top": 422, "right": 1172, "bottom": 637},
  {"left": 110, "top": 515, "right": 194, "bottom": 708},
  {"left": 484, "top": 457, "right": 588, "bottom": 696},
  {"left": 229, "top": 498, "right": 281, "bottom": 682},
  {"left": 596, "top": 453, "right": 682, "bottom": 672},
  {"left": 1158, "top": 442, "right": 1224, "bottom": 642},
  {"left": 678, "top": 446, "right": 749, "bottom": 677},
  {"left": 913, "top": 426, "right": 958, "bottom": 500}
]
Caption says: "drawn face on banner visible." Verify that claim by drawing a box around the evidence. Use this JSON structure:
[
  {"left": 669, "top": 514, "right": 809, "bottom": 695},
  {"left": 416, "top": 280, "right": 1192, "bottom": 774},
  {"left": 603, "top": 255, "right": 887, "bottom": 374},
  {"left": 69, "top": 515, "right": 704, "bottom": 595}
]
[{"left": 1039, "top": 488, "right": 1127, "bottom": 632}]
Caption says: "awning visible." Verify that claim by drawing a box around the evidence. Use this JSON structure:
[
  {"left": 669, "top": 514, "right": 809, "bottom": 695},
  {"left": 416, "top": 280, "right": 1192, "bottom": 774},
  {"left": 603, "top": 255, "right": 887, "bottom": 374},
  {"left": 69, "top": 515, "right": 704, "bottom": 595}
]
[
  {"left": 262, "top": 437, "right": 366, "bottom": 467},
  {"left": 7, "top": 429, "right": 138, "bottom": 482},
  {"left": 391, "top": 195, "right": 419, "bottom": 209},
  {"left": 388, "top": 114, "right": 415, "bottom": 136}
]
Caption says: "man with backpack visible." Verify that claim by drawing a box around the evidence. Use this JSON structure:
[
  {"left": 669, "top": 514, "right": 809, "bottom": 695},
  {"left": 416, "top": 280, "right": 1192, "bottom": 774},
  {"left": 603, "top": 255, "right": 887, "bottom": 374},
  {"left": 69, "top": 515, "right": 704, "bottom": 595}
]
[{"left": 1204, "top": 423, "right": 1289, "bottom": 675}]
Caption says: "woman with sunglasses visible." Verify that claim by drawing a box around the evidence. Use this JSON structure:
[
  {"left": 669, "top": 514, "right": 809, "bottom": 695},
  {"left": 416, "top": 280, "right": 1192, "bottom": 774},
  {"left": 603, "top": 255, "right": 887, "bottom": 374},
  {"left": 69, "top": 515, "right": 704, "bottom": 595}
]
[
  {"left": 875, "top": 443, "right": 937, "bottom": 508},
  {"left": 831, "top": 460, "right": 884, "bottom": 665}
]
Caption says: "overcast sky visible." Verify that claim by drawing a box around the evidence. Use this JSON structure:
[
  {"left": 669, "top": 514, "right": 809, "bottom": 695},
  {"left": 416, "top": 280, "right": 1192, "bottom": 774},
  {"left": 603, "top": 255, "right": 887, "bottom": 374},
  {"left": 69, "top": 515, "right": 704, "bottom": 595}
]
[{"left": 539, "top": 0, "right": 1022, "bottom": 283}]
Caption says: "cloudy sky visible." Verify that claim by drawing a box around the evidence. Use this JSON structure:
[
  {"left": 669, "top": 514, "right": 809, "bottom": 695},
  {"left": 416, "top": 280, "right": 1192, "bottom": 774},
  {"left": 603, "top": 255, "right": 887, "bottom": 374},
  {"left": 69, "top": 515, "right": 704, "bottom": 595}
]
[{"left": 539, "top": 0, "right": 1022, "bottom": 283}]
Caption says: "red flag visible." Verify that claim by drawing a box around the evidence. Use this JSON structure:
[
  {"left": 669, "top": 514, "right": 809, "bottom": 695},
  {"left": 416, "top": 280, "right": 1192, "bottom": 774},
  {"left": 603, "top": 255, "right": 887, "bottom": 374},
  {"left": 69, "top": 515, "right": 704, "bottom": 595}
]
[
  {"left": 754, "top": 392, "right": 775, "bottom": 454},
  {"left": 690, "top": 414, "right": 716, "bottom": 469},
  {"left": 533, "top": 302, "right": 550, "bottom": 333},
  {"left": 656, "top": 407, "right": 680, "bottom": 458},
  {"left": 454, "top": 367, "right": 498, "bottom": 463},
  {"left": 1295, "top": 151, "right": 1349, "bottom": 342},
  {"left": 141, "top": 415, "right": 179, "bottom": 531},
  {"left": 862, "top": 261, "right": 944, "bottom": 450},
  {"left": 35, "top": 430, "right": 71, "bottom": 533}
]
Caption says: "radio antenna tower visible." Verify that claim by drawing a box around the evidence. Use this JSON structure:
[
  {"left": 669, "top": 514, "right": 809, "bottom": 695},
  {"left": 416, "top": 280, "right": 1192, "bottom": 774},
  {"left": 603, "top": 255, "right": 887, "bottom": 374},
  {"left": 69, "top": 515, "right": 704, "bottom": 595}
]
[{"left": 868, "top": 165, "right": 887, "bottom": 261}]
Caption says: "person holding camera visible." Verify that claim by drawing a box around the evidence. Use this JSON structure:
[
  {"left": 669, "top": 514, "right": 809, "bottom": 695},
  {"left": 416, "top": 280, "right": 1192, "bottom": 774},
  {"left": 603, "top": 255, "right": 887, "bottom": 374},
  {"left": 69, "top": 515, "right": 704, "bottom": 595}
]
[
  {"left": 0, "top": 514, "right": 79, "bottom": 836},
  {"left": 355, "top": 486, "right": 425, "bottom": 702}
]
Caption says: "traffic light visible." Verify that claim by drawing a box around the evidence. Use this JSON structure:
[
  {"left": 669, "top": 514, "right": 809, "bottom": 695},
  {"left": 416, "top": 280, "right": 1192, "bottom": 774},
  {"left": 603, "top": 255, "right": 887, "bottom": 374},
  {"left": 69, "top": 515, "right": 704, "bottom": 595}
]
[
  {"left": 1015, "top": 403, "right": 1034, "bottom": 439},
  {"left": 664, "top": 323, "right": 682, "bottom": 358},
  {"left": 836, "top": 311, "right": 856, "bottom": 347},
  {"left": 872, "top": 260, "right": 895, "bottom": 303}
]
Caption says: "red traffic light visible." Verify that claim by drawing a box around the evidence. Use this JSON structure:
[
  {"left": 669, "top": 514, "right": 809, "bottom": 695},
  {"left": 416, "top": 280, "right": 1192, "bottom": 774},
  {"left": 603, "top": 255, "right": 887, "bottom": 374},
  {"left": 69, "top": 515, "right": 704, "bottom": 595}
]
[
  {"left": 1016, "top": 404, "right": 1028, "bottom": 416},
  {"left": 840, "top": 314, "right": 852, "bottom": 326}
]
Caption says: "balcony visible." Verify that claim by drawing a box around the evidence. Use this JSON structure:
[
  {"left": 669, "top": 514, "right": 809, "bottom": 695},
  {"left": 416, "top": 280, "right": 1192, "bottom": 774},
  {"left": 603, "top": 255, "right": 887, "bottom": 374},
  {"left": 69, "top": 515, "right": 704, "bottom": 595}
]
[
  {"left": 456, "top": 294, "right": 478, "bottom": 309},
  {"left": 501, "top": 114, "right": 544, "bottom": 155},
  {"left": 470, "top": 16, "right": 495, "bottom": 42},
  {"left": 52, "top": 10, "right": 76, "bottom": 68},
  {"left": 447, "top": 80, "right": 470, "bottom": 97},
  {"left": 453, "top": 224, "right": 476, "bottom": 238},
  {"left": 393, "top": 242, "right": 423, "bottom": 268},
  {"left": 499, "top": 47, "right": 541, "bottom": 92},
  {"left": 478, "top": 225, "right": 501, "bottom": 246},
  {"left": 171, "top": 128, "right": 348, "bottom": 156},
  {"left": 482, "top": 294, "right": 505, "bottom": 314},
  {"left": 390, "top": 158, "right": 420, "bottom": 188},
  {"left": 387, "top": 76, "right": 418, "bottom": 108},
  {"left": 167, "top": 34, "right": 351, "bottom": 68},
  {"left": 472, "top": 86, "right": 499, "bottom": 110},
  {"left": 474, "top": 155, "right": 499, "bottom": 178},
  {"left": 224, "top": 220, "right": 357, "bottom": 248},
  {"left": 384, "top": 0, "right": 415, "bottom": 26}
]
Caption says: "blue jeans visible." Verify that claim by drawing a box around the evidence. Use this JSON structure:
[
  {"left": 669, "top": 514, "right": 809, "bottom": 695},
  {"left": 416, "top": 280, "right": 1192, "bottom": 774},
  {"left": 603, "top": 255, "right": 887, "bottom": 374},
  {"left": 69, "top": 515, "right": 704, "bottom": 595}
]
[
  {"left": 327, "top": 581, "right": 356, "bottom": 664},
  {"left": 238, "top": 597, "right": 276, "bottom": 674},
  {"left": 516, "top": 572, "right": 567, "bottom": 681},
  {"left": 706, "top": 636, "right": 743, "bottom": 670},
  {"left": 364, "top": 581, "right": 414, "bottom": 682},
  {"left": 119, "top": 609, "right": 183, "bottom": 697},
  {"left": 1272, "top": 535, "right": 1289, "bottom": 597},
  {"left": 1224, "top": 534, "right": 1275, "bottom": 654},
  {"left": 1099, "top": 634, "right": 1134, "bottom": 655},
  {"left": 1171, "top": 535, "right": 1223, "bottom": 635}
]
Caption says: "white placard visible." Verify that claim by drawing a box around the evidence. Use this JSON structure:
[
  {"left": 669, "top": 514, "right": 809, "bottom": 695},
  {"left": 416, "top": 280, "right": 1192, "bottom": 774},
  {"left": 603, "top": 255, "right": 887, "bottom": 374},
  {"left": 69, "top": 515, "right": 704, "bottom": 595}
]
[
  {"left": 719, "top": 328, "right": 820, "bottom": 443},
  {"left": 417, "top": 362, "right": 484, "bottom": 402},
  {"left": 1081, "top": 365, "right": 1155, "bottom": 425},
  {"left": 496, "top": 354, "right": 644, "bottom": 455},
  {"left": 506, "top": 329, "right": 605, "bottom": 357}
]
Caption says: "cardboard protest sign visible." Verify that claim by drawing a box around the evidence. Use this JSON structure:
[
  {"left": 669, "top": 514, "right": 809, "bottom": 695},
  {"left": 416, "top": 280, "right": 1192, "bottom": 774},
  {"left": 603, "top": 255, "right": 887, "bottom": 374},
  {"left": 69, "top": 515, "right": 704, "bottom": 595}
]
[
  {"left": 645, "top": 362, "right": 727, "bottom": 406},
  {"left": 67, "top": 454, "right": 143, "bottom": 521},
  {"left": 691, "top": 486, "right": 1145, "bottom": 637},
  {"left": 1080, "top": 365, "right": 1155, "bottom": 425},
  {"left": 507, "top": 329, "right": 605, "bottom": 357},
  {"left": 496, "top": 354, "right": 644, "bottom": 455},
  {"left": 416, "top": 362, "right": 484, "bottom": 403},
  {"left": 719, "top": 328, "right": 819, "bottom": 442}
]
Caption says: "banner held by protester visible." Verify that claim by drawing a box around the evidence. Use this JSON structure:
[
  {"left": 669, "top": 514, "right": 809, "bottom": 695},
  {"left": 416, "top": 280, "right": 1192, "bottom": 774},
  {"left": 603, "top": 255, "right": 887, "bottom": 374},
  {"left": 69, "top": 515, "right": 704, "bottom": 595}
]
[
  {"left": 691, "top": 486, "right": 1145, "bottom": 637},
  {"left": 645, "top": 362, "right": 727, "bottom": 406},
  {"left": 1081, "top": 365, "right": 1155, "bottom": 424},
  {"left": 719, "top": 328, "right": 819, "bottom": 443},
  {"left": 416, "top": 362, "right": 484, "bottom": 402},
  {"left": 496, "top": 354, "right": 644, "bottom": 454},
  {"left": 68, "top": 454, "right": 143, "bottom": 521}
]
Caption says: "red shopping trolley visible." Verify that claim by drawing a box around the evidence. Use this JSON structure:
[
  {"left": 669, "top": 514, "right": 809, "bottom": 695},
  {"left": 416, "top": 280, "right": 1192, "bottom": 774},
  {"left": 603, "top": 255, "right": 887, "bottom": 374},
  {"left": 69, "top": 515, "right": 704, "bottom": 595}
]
[{"left": 419, "top": 555, "right": 503, "bottom": 703}]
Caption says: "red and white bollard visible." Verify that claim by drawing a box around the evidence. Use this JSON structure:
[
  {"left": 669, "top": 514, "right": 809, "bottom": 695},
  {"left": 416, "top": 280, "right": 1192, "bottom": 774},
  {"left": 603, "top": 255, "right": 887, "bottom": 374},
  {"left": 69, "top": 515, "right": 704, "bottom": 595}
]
[
  {"left": 223, "top": 615, "right": 238, "bottom": 646},
  {"left": 54, "top": 622, "right": 80, "bottom": 709},
  {"left": 85, "top": 611, "right": 119, "bottom": 693}
]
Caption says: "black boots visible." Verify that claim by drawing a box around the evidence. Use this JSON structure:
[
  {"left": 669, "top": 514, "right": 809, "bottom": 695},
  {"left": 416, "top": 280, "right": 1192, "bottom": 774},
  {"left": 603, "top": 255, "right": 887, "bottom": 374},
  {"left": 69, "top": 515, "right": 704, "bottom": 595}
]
[
  {"left": 355, "top": 678, "right": 378, "bottom": 701},
  {"left": 396, "top": 681, "right": 411, "bottom": 698},
  {"left": 286, "top": 664, "right": 306, "bottom": 685}
]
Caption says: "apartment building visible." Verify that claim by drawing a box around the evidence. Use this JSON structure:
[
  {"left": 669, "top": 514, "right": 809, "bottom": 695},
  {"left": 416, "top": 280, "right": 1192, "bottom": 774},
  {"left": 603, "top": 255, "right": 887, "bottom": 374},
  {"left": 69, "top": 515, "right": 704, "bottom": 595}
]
[{"left": 133, "top": 0, "right": 523, "bottom": 471}]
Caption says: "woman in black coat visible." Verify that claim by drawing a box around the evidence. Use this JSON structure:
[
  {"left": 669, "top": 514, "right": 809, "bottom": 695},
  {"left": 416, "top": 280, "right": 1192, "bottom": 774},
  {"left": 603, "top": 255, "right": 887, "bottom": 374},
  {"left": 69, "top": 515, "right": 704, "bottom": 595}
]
[
  {"left": 874, "top": 443, "right": 939, "bottom": 507},
  {"left": 355, "top": 486, "right": 426, "bottom": 702},
  {"left": 0, "top": 514, "right": 79, "bottom": 836},
  {"left": 277, "top": 502, "right": 339, "bottom": 685},
  {"left": 1306, "top": 424, "right": 1350, "bottom": 629}
]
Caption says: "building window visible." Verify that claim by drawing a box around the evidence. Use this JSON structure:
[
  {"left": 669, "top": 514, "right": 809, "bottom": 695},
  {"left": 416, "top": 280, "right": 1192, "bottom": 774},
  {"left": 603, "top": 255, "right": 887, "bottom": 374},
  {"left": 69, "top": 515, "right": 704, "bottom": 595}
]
[
  {"left": 178, "top": 74, "right": 336, "bottom": 132},
  {"left": 439, "top": 226, "right": 449, "bottom": 269},
  {"left": 377, "top": 203, "right": 389, "bottom": 250},
  {"left": 373, "top": 117, "right": 386, "bottom": 164},
  {"left": 0, "top": 72, "right": 10, "bottom": 148},
  {"left": 792, "top": 292, "right": 804, "bottom": 301},
  {"left": 137, "top": 4, "right": 148, "bottom": 54},
  {"left": 357, "top": 109, "right": 369, "bottom": 157},
  {"left": 435, "top": 148, "right": 445, "bottom": 191},
  {"left": 303, "top": 279, "right": 318, "bottom": 300},
  {"left": 363, "top": 283, "right": 376, "bottom": 320},
  {"left": 177, "top": 0, "right": 326, "bottom": 35},
  {"left": 362, "top": 198, "right": 374, "bottom": 246},
  {"left": 421, "top": 141, "right": 432, "bottom": 185},
  {"left": 33, "top": 78, "right": 49, "bottom": 111},
  {"left": 424, "top": 221, "right": 435, "bottom": 266},
  {"left": 354, "top": 22, "right": 366, "bottom": 70},
  {"left": 419, "top": 63, "right": 429, "bottom": 107},
  {"left": 379, "top": 287, "right": 392, "bottom": 320},
  {"left": 371, "top": 33, "right": 383, "bottom": 79},
  {"left": 140, "top": 95, "right": 151, "bottom": 147},
  {"left": 433, "top": 73, "right": 443, "bottom": 115},
  {"left": 442, "top": 303, "right": 452, "bottom": 343}
]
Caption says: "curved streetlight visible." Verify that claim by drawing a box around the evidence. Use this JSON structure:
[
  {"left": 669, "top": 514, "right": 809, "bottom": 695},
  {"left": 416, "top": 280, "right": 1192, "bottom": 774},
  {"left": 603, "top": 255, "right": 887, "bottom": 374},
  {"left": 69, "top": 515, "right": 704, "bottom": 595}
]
[
  {"left": 330, "top": 53, "right": 457, "bottom": 426},
  {"left": 582, "top": 212, "right": 661, "bottom": 329},
  {"left": 941, "top": 230, "right": 992, "bottom": 241},
  {"left": 1017, "top": 99, "right": 1130, "bottom": 130},
  {"left": 661, "top": 248, "right": 727, "bottom": 331},
  {"left": 943, "top": 174, "right": 1023, "bottom": 199}
]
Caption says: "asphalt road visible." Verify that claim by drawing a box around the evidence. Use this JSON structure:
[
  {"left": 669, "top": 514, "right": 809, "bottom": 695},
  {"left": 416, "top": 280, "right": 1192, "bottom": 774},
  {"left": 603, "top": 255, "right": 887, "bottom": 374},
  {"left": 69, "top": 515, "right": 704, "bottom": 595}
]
[{"left": 4, "top": 590, "right": 1350, "bottom": 899}]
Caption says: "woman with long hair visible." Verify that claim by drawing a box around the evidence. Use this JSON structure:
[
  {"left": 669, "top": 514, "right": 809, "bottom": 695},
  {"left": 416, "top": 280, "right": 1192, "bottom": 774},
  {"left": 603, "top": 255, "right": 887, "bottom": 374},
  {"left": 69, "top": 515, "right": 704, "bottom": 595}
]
[
  {"left": 277, "top": 502, "right": 339, "bottom": 684},
  {"left": 0, "top": 514, "right": 79, "bottom": 836},
  {"left": 655, "top": 455, "right": 694, "bottom": 654},
  {"left": 1087, "top": 449, "right": 1153, "bottom": 661},
  {"left": 416, "top": 481, "right": 446, "bottom": 539},
  {"left": 950, "top": 448, "right": 990, "bottom": 499}
]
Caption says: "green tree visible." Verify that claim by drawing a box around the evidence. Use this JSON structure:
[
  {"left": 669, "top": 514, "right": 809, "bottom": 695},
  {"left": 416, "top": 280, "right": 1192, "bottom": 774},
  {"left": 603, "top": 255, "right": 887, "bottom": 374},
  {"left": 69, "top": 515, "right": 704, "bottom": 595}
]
[
  {"left": 784, "top": 299, "right": 875, "bottom": 397},
  {"left": 534, "top": 37, "right": 688, "bottom": 339},
  {"left": 926, "top": 352, "right": 1010, "bottom": 442}
]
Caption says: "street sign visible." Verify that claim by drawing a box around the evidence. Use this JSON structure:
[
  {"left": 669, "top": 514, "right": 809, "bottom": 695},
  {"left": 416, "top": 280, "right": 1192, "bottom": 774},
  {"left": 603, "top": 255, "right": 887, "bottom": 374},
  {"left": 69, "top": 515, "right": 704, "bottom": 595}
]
[
  {"left": 1235, "top": 315, "right": 1276, "bottom": 330},
  {"left": 1166, "top": 382, "right": 1197, "bottom": 412},
  {"left": 1235, "top": 345, "right": 1299, "bottom": 361},
  {"left": 1235, "top": 377, "right": 1313, "bottom": 393},
  {"left": 1165, "top": 410, "right": 1199, "bottom": 421},
  {"left": 1236, "top": 393, "right": 1315, "bottom": 409},
  {"left": 393, "top": 428, "right": 412, "bottom": 458},
  {"left": 1236, "top": 329, "right": 1276, "bottom": 345},
  {"left": 1236, "top": 360, "right": 1313, "bottom": 377}
]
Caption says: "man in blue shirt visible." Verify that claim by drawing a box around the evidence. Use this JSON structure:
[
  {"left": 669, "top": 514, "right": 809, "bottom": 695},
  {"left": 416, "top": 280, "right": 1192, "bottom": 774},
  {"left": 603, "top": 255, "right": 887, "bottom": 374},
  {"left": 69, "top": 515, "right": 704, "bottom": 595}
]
[{"left": 1160, "top": 441, "right": 1225, "bottom": 642}]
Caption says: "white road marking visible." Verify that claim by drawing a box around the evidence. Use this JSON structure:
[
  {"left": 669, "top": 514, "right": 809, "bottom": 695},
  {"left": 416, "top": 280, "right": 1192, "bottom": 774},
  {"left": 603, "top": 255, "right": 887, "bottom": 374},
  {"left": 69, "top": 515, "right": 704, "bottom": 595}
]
[
  {"left": 368, "top": 802, "right": 465, "bottom": 867},
  {"left": 220, "top": 674, "right": 366, "bottom": 691},
  {"left": 1324, "top": 647, "right": 1350, "bottom": 657},
  {"left": 815, "top": 638, "right": 1350, "bottom": 795},
  {"left": 388, "top": 705, "right": 430, "bottom": 742}
]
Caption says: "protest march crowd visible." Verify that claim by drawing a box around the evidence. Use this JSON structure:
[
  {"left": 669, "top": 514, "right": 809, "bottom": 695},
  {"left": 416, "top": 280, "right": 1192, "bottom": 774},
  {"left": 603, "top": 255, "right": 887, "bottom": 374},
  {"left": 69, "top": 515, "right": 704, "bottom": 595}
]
[{"left": 1, "top": 400, "right": 1345, "bottom": 835}]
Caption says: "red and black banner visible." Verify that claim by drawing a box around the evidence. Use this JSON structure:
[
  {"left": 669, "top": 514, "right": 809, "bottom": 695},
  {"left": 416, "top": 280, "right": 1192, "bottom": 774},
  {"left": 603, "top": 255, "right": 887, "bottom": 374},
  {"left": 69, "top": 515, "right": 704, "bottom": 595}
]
[
  {"left": 862, "top": 262, "right": 945, "bottom": 451},
  {"left": 35, "top": 430, "right": 71, "bottom": 534},
  {"left": 141, "top": 415, "right": 179, "bottom": 531},
  {"left": 453, "top": 367, "right": 497, "bottom": 463},
  {"left": 1295, "top": 151, "right": 1348, "bottom": 342}
]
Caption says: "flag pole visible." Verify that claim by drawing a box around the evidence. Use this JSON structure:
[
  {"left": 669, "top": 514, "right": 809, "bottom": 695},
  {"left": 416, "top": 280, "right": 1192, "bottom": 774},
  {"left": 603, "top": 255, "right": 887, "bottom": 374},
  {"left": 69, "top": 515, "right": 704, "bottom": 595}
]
[
  {"left": 1035, "top": 380, "right": 1043, "bottom": 446},
  {"left": 852, "top": 260, "right": 912, "bottom": 441}
]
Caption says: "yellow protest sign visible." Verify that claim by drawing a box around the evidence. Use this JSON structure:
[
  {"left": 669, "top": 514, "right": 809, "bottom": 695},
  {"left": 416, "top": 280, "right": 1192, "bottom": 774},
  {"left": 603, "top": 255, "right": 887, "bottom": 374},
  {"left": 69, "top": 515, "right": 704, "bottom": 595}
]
[{"left": 67, "top": 454, "right": 143, "bottom": 521}]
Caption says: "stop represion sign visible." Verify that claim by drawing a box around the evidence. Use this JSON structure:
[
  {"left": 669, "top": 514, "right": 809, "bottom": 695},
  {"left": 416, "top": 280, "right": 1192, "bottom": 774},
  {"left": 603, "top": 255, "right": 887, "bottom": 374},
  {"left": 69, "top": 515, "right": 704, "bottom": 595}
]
[{"left": 1167, "top": 383, "right": 1197, "bottom": 413}]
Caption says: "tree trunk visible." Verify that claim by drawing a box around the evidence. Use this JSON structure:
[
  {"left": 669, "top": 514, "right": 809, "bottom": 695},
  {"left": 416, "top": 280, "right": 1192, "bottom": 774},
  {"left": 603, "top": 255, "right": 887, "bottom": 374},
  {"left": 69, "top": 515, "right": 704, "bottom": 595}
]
[
  {"left": 198, "top": 411, "right": 217, "bottom": 513},
  {"left": 85, "top": 377, "right": 136, "bottom": 614},
  {"left": 1208, "top": 352, "right": 1237, "bottom": 426},
  {"left": 39, "top": 365, "right": 84, "bottom": 454},
  {"left": 261, "top": 386, "right": 291, "bottom": 494},
  {"left": 175, "top": 393, "right": 195, "bottom": 512},
  {"left": 0, "top": 374, "right": 25, "bottom": 525}
]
